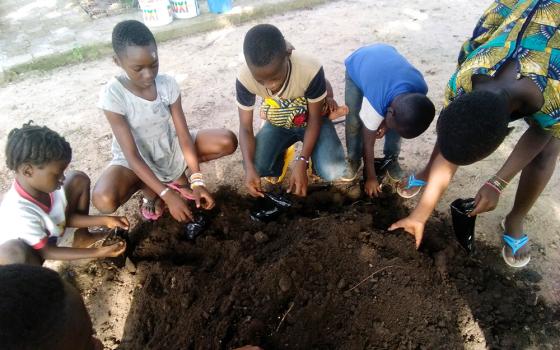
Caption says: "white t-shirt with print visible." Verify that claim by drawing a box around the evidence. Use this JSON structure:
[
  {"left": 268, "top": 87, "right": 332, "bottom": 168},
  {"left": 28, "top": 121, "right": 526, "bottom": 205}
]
[
  {"left": 0, "top": 181, "right": 67, "bottom": 249},
  {"left": 97, "top": 74, "right": 187, "bottom": 183}
]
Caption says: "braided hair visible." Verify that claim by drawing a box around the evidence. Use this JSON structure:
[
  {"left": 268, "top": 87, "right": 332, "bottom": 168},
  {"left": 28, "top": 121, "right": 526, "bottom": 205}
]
[
  {"left": 243, "top": 24, "right": 287, "bottom": 67},
  {"left": 112, "top": 20, "right": 157, "bottom": 56},
  {"left": 5, "top": 121, "right": 72, "bottom": 170}
]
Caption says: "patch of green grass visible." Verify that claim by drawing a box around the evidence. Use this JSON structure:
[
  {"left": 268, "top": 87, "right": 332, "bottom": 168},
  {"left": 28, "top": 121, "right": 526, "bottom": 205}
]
[
  {"left": 2, "top": 0, "right": 333, "bottom": 85},
  {"left": 2, "top": 43, "right": 113, "bottom": 85},
  {"left": 119, "top": 0, "right": 138, "bottom": 9}
]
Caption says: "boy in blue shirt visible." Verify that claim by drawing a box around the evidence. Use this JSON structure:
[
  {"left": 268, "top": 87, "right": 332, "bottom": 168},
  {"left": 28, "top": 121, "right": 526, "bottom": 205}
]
[{"left": 342, "top": 44, "right": 435, "bottom": 197}]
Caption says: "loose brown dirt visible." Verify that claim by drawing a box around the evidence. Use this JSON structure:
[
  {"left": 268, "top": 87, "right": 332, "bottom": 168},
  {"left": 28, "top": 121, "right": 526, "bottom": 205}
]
[{"left": 66, "top": 187, "right": 560, "bottom": 349}]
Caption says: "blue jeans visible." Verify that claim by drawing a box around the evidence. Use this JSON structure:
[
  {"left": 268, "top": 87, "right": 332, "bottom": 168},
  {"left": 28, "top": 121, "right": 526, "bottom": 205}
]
[
  {"left": 344, "top": 71, "right": 401, "bottom": 162},
  {"left": 254, "top": 119, "right": 346, "bottom": 181}
]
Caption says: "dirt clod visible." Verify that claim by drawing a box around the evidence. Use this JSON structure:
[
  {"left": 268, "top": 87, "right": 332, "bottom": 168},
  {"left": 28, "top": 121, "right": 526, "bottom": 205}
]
[{"left": 254, "top": 231, "right": 269, "bottom": 243}]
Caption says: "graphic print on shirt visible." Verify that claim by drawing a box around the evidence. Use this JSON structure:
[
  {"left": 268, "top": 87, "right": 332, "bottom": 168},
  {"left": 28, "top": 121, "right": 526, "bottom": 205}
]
[{"left": 259, "top": 97, "right": 309, "bottom": 128}]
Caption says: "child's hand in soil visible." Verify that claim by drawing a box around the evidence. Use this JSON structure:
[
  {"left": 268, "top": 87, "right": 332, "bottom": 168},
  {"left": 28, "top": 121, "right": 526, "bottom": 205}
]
[
  {"left": 97, "top": 241, "right": 126, "bottom": 258},
  {"left": 288, "top": 161, "right": 308, "bottom": 197},
  {"left": 103, "top": 216, "right": 130, "bottom": 230},
  {"left": 364, "top": 177, "right": 381, "bottom": 198},
  {"left": 389, "top": 215, "right": 425, "bottom": 249},
  {"left": 245, "top": 169, "right": 264, "bottom": 198},
  {"left": 469, "top": 183, "right": 500, "bottom": 217},
  {"left": 162, "top": 190, "right": 194, "bottom": 222},
  {"left": 192, "top": 186, "right": 215, "bottom": 210}
]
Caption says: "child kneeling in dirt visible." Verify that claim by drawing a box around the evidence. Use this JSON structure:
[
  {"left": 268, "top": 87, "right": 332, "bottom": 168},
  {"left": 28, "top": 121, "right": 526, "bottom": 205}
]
[
  {"left": 341, "top": 44, "right": 435, "bottom": 197},
  {"left": 238, "top": 24, "right": 347, "bottom": 198},
  {"left": 0, "top": 123, "right": 127, "bottom": 266},
  {"left": 93, "top": 20, "right": 237, "bottom": 222}
]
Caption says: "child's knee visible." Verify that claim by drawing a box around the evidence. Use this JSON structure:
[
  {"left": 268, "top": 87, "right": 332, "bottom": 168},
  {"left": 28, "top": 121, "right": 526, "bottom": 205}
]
[
  {"left": 92, "top": 188, "right": 119, "bottom": 214},
  {"left": 0, "top": 240, "right": 41, "bottom": 265},
  {"left": 65, "top": 170, "right": 91, "bottom": 192},
  {"left": 220, "top": 130, "right": 238, "bottom": 155}
]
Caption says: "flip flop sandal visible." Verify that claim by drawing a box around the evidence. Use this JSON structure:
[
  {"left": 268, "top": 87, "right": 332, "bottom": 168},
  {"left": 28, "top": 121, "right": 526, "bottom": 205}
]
[
  {"left": 167, "top": 182, "right": 196, "bottom": 200},
  {"left": 141, "top": 197, "right": 163, "bottom": 221},
  {"left": 502, "top": 234, "right": 531, "bottom": 268},
  {"left": 396, "top": 174, "right": 427, "bottom": 199}
]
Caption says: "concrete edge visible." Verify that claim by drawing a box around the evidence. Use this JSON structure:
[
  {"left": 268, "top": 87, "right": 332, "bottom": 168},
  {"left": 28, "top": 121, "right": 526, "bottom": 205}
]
[{"left": 1, "top": 0, "right": 331, "bottom": 86}]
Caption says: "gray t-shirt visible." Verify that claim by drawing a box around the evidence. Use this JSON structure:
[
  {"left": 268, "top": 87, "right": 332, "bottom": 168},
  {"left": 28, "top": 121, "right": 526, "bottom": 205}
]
[{"left": 98, "top": 74, "right": 189, "bottom": 182}]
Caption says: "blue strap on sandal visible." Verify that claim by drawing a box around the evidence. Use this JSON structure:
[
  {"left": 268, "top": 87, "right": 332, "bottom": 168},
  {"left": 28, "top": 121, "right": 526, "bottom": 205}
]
[
  {"left": 502, "top": 234, "right": 529, "bottom": 255},
  {"left": 404, "top": 174, "right": 427, "bottom": 190}
]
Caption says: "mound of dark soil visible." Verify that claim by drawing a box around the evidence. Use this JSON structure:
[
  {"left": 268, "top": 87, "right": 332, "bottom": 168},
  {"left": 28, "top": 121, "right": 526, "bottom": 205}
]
[{"left": 110, "top": 186, "right": 559, "bottom": 350}]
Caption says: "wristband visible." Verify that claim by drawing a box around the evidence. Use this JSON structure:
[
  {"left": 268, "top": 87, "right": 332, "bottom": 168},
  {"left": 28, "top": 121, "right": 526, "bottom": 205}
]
[
  {"left": 296, "top": 155, "right": 309, "bottom": 164},
  {"left": 159, "top": 188, "right": 170, "bottom": 197},
  {"left": 190, "top": 180, "right": 205, "bottom": 190},
  {"left": 189, "top": 172, "right": 204, "bottom": 182},
  {"left": 488, "top": 175, "right": 508, "bottom": 192},
  {"left": 484, "top": 181, "right": 502, "bottom": 195}
]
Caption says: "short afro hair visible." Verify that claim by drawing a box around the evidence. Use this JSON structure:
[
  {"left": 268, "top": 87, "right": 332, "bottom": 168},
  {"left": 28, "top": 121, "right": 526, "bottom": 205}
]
[
  {"left": 112, "top": 20, "right": 156, "bottom": 56},
  {"left": 393, "top": 93, "right": 435, "bottom": 139},
  {"left": 0, "top": 265, "right": 68, "bottom": 350},
  {"left": 5, "top": 121, "right": 72, "bottom": 171},
  {"left": 437, "top": 90, "right": 510, "bottom": 165},
  {"left": 243, "top": 24, "right": 287, "bottom": 67}
]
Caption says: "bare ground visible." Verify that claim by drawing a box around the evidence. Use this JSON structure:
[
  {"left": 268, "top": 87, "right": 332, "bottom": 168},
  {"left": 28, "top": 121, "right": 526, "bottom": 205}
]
[{"left": 1, "top": 0, "right": 559, "bottom": 348}]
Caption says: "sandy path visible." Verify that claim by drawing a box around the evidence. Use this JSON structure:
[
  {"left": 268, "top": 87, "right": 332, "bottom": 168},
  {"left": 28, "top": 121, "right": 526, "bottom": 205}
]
[{"left": 1, "top": 0, "right": 559, "bottom": 346}]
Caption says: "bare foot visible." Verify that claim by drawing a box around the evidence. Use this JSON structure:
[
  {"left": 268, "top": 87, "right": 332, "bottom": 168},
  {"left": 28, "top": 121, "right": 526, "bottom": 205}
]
[
  {"left": 328, "top": 104, "right": 349, "bottom": 120},
  {"left": 141, "top": 195, "right": 164, "bottom": 221}
]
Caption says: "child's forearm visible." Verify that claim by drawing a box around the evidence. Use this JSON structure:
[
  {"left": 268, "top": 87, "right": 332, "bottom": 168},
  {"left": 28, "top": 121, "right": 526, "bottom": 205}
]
[
  {"left": 238, "top": 108, "right": 258, "bottom": 173},
  {"left": 362, "top": 127, "right": 377, "bottom": 180},
  {"left": 128, "top": 157, "right": 169, "bottom": 195},
  {"left": 178, "top": 130, "right": 200, "bottom": 173},
  {"left": 496, "top": 125, "right": 552, "bottom": 182},
  {"left": 411, "top": 152, "right": 458, "bottom": 222},
  {"left": 105, "top": 111, "right": 168, "bottom": 196},
  {"left": 38, "top": 245, "right": 103, "bottom": 261},
  {"left": 170, "top": 98, "right": 202, "bottom": 173},
  {"left": 66, "top": 214, "right": 110, "bottom": 229},
  {"left": 300, "top": 101, "right": 324, "bottom": 157}
]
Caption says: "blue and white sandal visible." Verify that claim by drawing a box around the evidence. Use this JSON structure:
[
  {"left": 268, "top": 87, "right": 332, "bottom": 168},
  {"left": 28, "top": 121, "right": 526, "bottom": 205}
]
[
  {"left": 396, "top": 174, "right": 427, "bottom": 199},
  {"left": 502, "top": 234, "right": 531, "bottom": 268}
]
